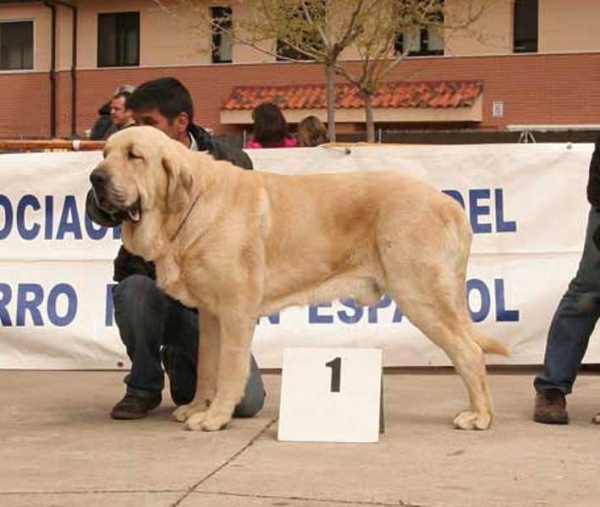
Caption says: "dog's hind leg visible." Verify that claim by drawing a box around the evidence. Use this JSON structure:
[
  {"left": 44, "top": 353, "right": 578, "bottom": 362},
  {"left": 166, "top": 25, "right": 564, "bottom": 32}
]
[{"left": 385, "top": 267, "right": 495, "bottom": 430}]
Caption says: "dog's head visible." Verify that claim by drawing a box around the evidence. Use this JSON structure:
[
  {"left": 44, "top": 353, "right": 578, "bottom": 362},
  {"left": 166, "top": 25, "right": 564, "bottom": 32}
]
[{"left": 89, "top": 126, "right": 193, "bottom": 226}]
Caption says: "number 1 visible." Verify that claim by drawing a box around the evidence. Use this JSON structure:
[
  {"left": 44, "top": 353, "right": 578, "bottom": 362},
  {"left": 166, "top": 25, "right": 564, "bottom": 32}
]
[{"left": 325, "top": 357, "right": 342, "bottom": 392}]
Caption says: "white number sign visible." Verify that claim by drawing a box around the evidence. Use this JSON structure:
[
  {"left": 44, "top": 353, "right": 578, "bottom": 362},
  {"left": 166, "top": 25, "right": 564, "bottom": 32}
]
[{"left": 278, "top": 348, "right": 383, "bottom": 443}]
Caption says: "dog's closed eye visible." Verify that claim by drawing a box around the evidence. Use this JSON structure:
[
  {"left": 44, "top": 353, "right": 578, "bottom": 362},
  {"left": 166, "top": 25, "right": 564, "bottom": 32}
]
[{"left": 127, "top": 149, "right": 143, "bottom": 161}]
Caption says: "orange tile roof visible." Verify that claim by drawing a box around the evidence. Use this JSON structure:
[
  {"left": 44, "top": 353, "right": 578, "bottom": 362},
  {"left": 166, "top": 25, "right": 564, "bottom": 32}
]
[{"left": 222, "top": 80, "right": 483, "bottom": 111}]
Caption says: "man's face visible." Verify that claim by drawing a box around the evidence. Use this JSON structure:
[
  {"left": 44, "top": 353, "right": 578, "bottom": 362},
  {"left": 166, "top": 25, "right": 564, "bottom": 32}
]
[
  {"left": 110, "top": 97, "right": 133, "bottom": 128},
  {"left": 132, "top": 108, "right": 190, "bottom": 147}
]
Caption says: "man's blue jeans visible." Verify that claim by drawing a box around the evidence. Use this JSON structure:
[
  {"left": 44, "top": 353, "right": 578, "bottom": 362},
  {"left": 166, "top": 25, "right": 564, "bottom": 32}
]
[
  {"left": 534, "top": 207, "right": 600, "bottom": 394},
  {"left": 112, "top": 274, "right": 265, "bottom": 417}
]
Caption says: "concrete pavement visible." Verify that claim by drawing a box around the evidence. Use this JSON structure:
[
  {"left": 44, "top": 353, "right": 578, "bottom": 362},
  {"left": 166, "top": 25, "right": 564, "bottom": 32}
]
[{"left": 1, "top": 369, "right": 600, "bottom": 507}]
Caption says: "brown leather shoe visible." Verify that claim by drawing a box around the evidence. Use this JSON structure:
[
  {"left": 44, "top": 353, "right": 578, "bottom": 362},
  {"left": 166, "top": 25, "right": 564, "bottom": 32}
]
[
  {"left": 110, "top": 393, "right": 162, "bottom": 420},
  {"left": 533, "top": 388, "right": 569, "bottom": 425}
]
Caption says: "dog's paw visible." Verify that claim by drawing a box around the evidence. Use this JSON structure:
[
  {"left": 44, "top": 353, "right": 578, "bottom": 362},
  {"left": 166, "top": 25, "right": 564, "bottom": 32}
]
[
  {"left": 172, "top": 402, "right": 206, "bottom": 423},
  {"left": 185, "top": 410, "right": 231, "bottom": 431},
  {"left": 453, "top": 410, "right": 492, "bottom": 430}
]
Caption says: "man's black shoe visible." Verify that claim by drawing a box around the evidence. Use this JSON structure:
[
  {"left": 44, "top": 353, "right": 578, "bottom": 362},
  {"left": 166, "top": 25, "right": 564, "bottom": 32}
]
[
  {"left": 110, "top": 393, "right": 162, "bottom": 420},
  {"left": 161, "top": 345, "right": 196, "bottom": 406}
]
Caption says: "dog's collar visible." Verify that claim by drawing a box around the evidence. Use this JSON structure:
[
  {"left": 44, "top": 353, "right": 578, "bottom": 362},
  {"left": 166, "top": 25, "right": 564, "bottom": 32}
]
[{"left": 170, "top": 193, "right": 201, "bottom": 242}]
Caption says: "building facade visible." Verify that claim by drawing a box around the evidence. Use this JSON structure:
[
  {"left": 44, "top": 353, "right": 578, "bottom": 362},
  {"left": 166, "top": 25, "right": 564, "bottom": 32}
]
[{"left": 0, "top": 0, "right": 599, "bottom": 140}]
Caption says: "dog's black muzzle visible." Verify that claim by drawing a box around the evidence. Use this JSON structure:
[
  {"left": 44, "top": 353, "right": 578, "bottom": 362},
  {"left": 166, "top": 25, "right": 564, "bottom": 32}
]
[
  {"left": 89, "top": 167, "right": 141, "bottom": 223},
  {"left": 89, "top": 167, "right": 117, "bottom": 214}
]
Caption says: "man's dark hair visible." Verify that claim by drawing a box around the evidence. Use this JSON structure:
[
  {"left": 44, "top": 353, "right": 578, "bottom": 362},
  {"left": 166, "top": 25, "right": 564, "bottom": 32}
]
[{"left": 126, "top": 77, "right": 194, "bottom": 123}]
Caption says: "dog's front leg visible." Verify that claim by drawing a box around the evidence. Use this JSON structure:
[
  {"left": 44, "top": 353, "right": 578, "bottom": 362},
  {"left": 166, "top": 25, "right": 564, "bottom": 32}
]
[
  {"left": 184, "top": 306, "right": 256, "bottom": 431},
  {"left": 172, "top": 311, "right": 220, "bottom": 424},
  {"left": 173, "top": 305, "right": 256, "bottom": 431}
]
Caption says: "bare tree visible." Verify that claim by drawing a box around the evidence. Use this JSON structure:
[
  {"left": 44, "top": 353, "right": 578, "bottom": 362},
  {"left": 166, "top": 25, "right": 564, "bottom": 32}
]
[
  {"left": 335, "top": 0, "right": 490, "bottom": 141},
  {"left": 155, "top": 0, "right": 489, "bottom": 142},
  {"left": 156, "top": 0, "right": 377, "bottom": 141}
]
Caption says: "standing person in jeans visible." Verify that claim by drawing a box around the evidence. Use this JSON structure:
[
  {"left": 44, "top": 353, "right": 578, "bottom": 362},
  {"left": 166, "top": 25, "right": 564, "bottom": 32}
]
[
  {"left": 533, "top": 136, "right": 600, "bottom": 425},
  {"left": 87, "top": 77, "right": 265, "bottom": 420}
]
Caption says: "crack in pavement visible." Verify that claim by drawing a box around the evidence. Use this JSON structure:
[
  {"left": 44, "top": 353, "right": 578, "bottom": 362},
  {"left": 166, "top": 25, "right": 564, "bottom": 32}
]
[
  {"left": 170, "top": 417, "right": 279, "bottom": 507},
  {"left": 188, "top": 490, "right": 428, "bottom": 506}
]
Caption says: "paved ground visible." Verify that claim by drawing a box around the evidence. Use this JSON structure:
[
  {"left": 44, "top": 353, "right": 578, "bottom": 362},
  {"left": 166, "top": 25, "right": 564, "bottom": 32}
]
[{"left": 1, "top": 370, "right": 600, "bottom": 507}]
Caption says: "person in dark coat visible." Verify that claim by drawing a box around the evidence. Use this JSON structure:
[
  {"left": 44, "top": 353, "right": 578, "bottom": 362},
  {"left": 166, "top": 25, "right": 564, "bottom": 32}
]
[
  {"left": 89, "top": 102, "right": 116, "bottom": 140},
  {"left": 87, "top": 77, "right": 264, "bottom": 420},
  {"left": 534, "top": 136, "right": 600, "bottom": 425}
]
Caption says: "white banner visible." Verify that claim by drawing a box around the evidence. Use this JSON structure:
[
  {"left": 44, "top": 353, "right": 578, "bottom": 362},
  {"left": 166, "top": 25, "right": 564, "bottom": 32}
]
[{"left": 0, "top": 143, "right": 594, "bottom": 369}]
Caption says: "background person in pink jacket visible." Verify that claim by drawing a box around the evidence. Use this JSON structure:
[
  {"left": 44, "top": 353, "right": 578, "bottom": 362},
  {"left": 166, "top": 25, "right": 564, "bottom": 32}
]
[{"left": 246, "top": 102, "right": 298, "bottom": 149}]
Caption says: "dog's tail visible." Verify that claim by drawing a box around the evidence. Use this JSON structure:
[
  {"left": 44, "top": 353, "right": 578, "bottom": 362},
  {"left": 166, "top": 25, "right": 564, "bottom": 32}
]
[{"left": 473, "top": 330, "right": 510, "bottom": 357}]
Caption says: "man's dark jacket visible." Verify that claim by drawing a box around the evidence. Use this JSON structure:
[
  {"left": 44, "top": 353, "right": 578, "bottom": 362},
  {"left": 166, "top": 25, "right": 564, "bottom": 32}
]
[
  {"left": 587, "top": 136, "right": 600, "bottom": 209},
  {"left": 89, "top": 102, "right": 115, "bottom": 141},
  {"left": 86, "top": 124, "right": 253, "bottom": 282}
]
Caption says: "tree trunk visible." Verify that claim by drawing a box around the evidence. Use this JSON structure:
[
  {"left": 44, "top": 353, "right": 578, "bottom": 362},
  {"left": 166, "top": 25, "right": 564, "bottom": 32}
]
[
  {"left": 365, "top": 93, "right": 375, "bottom": 143},
  {"left": 326, "top": 63, "right": 337, "bottom": 142}
]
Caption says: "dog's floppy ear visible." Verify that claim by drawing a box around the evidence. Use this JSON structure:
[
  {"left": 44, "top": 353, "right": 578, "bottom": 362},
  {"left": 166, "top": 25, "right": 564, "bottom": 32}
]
[{"left": 162, "top": 145, "right": 194, "bottom": 212}]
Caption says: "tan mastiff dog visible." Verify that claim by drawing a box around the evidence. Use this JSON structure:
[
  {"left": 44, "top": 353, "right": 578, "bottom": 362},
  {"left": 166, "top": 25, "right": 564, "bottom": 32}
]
[{"left": 90, "top": 126, "right": 508, "bottom": 432}]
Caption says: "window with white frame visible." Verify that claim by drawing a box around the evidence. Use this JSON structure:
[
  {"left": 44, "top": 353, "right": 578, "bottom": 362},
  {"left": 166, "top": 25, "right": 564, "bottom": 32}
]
[
  {"left": 395, "top": 26, "right": 444, "bottom": 56},
  {"left": 211, "top": 6, "right": 232, "bottom": 64},
  {"left": 0, "top": 20, "right": 33, "bottom": 70},
  {"left": 394, "top": 1, "right": 444, "bottom": 57},
  {"left": 276, "top": 0, "right": 324, "bottom": 61}
]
